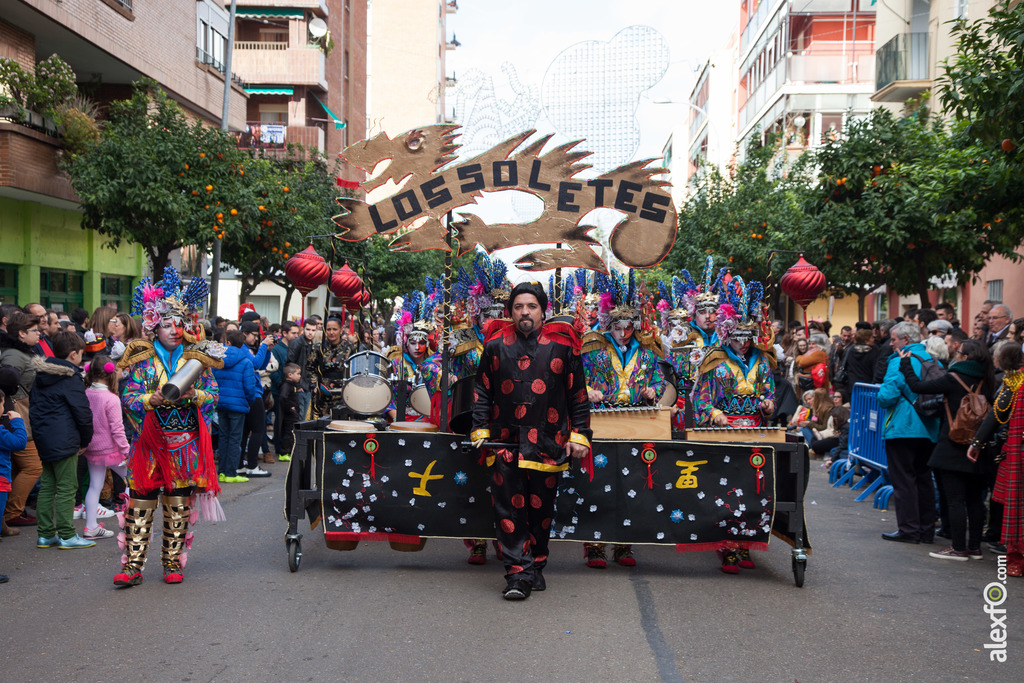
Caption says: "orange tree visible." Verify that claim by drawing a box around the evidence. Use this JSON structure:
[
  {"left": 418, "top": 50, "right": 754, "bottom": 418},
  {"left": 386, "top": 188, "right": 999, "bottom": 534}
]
[
  {"left": 212, "top": 147, "right": 345, "bottom": 319},
  {"left": 65, "top": 79, "right": 245, "bottom": 275},
  {"left": 663, "top": 132, "right": 812, "bottom": 311}
]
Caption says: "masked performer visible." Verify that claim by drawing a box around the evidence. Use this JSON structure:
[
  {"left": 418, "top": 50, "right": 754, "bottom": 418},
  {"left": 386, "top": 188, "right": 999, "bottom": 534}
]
[
  {"left": 692, "top": 277, "right": 776, "bottom": 574},
  {"left": 657, "top": 273, "right": 702, "bottom": 431},
  {"left": 386, "top": 291, "right": 435, "bottom": 423},
  {"left": 114, "top": 269, "right": 225, "bottom": 587},
  {"left": 580, "top": 270, "right": 665, "bottom": 569},
  {"left": 309, "top": 315, "right": 358, "bottom": 419},
  {"left": 471, "top": 281, "right": 592, "bottom": 599}
]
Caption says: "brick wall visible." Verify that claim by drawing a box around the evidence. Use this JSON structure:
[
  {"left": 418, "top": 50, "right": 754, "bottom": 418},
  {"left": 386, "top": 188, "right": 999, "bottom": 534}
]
[
  {"left": 0, "top": 18, "right": 35, "bottom": 71},
  {"left": 16, "top": 0, "right": 246, "bottom": 128},
  {"left": 0, "top": 123, "right": 77, "bottom": 203}
]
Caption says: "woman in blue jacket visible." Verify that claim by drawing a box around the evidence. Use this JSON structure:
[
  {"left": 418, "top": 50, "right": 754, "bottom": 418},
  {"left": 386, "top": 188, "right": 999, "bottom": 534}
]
[
  {"left": 877, "top": 321, "right": 940, "bottom": 544},
  {"left": 212, "top": 331, "right": 257, "bottom": 483}
]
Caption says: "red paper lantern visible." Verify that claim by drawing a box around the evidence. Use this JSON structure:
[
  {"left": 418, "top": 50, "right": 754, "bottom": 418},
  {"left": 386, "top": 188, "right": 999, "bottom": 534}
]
[
  {"left": 779, "top": 256, "right": 826, "bottom": 308},
  {"left": 284, "top": 245, "right": 330, "bottom": 297},
  {"left": 329, "top": 263, "right": 363, "bottom": 302},
  {"left": 345, "top": 288, "right": 371, "bottom": 312}
]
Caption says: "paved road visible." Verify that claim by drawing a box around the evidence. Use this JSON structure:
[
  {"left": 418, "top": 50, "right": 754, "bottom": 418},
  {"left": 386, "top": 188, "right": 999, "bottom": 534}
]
[{"left": 1, "top": 458, "right": 1019, "bottom": 682}]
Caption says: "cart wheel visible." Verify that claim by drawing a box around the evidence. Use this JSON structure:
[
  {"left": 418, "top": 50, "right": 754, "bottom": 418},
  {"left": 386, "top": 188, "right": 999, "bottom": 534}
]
[
  {"left": 792, "top": 557, "right": 806, "bottom": 587},
  {"left": 287, "top": 539, "right": 302, "bottom": 573}
]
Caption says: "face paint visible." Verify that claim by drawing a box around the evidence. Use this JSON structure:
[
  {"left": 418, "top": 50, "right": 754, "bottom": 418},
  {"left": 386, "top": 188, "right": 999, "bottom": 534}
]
[
  {"left": 610, "top": 318, "right": 635, "bottom": 346},
  {"left": 406, "top": 334, "right": 428, "bottom": 359},
  {"left": 157, "top": 317, "right": 185, "bottom": 350},
  {"left": 730, "top": 329, "right": 754, "bottom": 355},
  {"left": 695, "top": 302, "right": 717, "bottom": 330}
]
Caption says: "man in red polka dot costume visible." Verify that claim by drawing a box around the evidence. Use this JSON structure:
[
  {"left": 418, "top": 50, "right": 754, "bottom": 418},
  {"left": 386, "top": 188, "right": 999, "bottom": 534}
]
[{"left": 471, "top": 282, "right": 592, "bottom": 600}]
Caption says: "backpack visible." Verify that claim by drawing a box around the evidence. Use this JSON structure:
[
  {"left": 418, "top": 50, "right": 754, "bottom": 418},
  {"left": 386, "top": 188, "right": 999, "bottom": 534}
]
[
  {"left": 946, "top": 374, "right": 990, "bottom": 445},
  {"left": 912, "top": 357, "right": 946, "bottom": 418}
]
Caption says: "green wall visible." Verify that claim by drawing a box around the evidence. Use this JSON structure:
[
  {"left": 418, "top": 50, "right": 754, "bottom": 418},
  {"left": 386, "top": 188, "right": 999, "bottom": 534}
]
[{"left": 0, "top": 196, "right": 143, "bottom": 310}]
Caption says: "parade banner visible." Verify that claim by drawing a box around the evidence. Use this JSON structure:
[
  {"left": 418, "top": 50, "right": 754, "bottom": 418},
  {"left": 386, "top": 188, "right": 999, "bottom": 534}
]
[
  {"left": 320, "top": 431, "right": 776, "bottom": 550},
  {"left": 332, "top": 125, "right": 677, "bottom": 273}
]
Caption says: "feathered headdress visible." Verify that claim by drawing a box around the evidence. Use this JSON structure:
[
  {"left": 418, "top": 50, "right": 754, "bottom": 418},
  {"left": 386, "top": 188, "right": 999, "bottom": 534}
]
[
  {"left": 593, "top": 268, "right": 641, "bottom": 331},
  {"left": 469, "top": 253, "right": 511, "bottom": 321},
  {"left": 657, "top": 274, "right": 697, "bottom": 329},
  {"left": 695, "top": 256, "right": 728, "bottom": 312},
  {"left": 715, "top": 276, "right": 767, "bottom": 343},
  {"left": 131, "top": 266, "right": 209, "bottom": 333}
]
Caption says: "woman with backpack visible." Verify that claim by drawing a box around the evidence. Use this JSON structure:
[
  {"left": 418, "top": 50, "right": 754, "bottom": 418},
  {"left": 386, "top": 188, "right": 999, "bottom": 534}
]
[{"left": 898, "top": 339, "right": 994, "bottom": 561}]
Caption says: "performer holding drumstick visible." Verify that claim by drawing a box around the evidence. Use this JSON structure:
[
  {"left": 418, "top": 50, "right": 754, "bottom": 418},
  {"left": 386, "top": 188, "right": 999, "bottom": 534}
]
[{"left": 470, "top": 282, "right": 592, "bottom": 600}]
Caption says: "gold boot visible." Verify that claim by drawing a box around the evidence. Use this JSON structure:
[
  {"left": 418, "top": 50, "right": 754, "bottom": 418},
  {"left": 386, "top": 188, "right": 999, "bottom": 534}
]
[
  {"left": 113, "top": 497, "right": 158, "bottom": 587},
  {"left": 161, "top": 495, "right": 192, "bottom": 584}
]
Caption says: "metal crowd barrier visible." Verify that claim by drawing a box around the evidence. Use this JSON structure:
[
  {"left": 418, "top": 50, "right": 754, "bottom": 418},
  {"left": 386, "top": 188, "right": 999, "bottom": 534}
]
[{"left": 830, "top": 383, "right": 893, "bottom": 509}]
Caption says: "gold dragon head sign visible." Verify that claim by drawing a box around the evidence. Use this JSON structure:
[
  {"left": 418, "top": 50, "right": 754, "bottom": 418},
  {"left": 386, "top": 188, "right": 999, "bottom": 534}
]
[{"left": 333, "top": 124, "right": 677, "bottom": 273}]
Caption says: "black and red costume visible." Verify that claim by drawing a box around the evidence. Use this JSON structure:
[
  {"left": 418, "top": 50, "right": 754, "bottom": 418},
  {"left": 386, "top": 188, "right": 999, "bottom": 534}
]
[{"left": 471, "top": 318, "right": 592, "bottom": 585}]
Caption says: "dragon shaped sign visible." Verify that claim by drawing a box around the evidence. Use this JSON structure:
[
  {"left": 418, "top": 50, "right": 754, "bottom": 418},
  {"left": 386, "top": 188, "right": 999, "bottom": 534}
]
[{"left": 332, "top": 125, "right": 677, "bottom": 273}]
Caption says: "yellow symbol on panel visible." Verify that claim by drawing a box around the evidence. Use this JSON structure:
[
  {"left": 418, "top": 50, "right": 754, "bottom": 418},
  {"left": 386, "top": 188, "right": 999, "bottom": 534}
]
[
  {"left": 674, "top": 460, "right": 708, "bottom": 490},
  {"left": 409, "top": 460, "right": 444, "bottom": 496}
]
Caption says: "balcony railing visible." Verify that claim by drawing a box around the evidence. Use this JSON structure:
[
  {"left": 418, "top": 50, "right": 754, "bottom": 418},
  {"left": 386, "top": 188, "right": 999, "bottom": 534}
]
[
  {"left": 875, "top": 32, "right": 929, "bottom": 93},
  {"left": 234, "top": 122, "right": 325, "bottom": 153},
  {"left": 236, "top": 41, "right": 288, "bottom": 50},
  {"left": 231, "top": 45, "right": 326, "bottom": 88}
]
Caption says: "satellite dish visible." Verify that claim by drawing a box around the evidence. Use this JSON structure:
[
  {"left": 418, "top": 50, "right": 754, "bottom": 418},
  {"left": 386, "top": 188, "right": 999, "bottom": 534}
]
[{"left": 309, "top": 18, "right": 328, "bottom": 39}]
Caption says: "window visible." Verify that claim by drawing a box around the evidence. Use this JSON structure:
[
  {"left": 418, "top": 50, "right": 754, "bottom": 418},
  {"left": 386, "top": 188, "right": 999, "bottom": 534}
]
[
  {"left": 954, "top": 0, "right": 968, "bottom": 20},
  {"left": 344, "top": 50, "right": 350, "bottom": 81},
  {"left": 39, "top": 268, "right": 84, "bottom": 312},
  {"left": 987, "top": 280, "right": 1003, "bottom": 303},
  {"left": 100, "top": 275, "right": 134, "bottom": 310},
  {"left": 0, "top": 264, "right": 17, "bottom": 305}
]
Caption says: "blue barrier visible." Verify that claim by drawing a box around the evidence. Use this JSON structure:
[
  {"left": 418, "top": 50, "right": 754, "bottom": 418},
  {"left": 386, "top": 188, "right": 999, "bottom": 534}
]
[{"left": 833, "top": 383, "right": 892, "bottom": 509}]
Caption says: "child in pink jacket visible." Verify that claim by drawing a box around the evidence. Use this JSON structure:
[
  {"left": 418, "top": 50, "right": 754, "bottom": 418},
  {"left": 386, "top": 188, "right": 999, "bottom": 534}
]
[{"left": 81, "top": 356, "right": 129, "bottom": 539}]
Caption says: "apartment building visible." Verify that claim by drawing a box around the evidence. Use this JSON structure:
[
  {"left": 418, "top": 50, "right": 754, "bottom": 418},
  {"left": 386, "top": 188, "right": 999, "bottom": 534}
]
[
  {"left": 737, "top": 0, "right": 876, "bottom": 157},
  {"left": 869, "top": 0, "right": 1023, "bottom": 324},
  {"left": 367, "top": 0, "right": 456, "bottom": 139},
  {"left": 1, "top": 0, "right": 247, "bottom": 310},
  {"left": 231, "top": 0, "right": 367, "bottom": 165}
]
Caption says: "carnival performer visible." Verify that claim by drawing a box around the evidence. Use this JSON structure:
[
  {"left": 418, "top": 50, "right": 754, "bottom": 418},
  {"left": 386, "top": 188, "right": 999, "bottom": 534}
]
[
  {"left": 309, "top": 315, "right": 358, "bottom": 419},
  {"left": 470, "top": 281, "right": 592, "bottom": 599},
  {"left": 418, "top": 269, "right": 493, "bottom": 563},
  {"left": 692, "top": 277, "right": 776, "bottom": 574},
  {"left": 386, "top": 291, "right": 435, "bottom": 422},
  {"left": 581, "top": 269, "right": 665, "bottom": 569},
  {"left": 656, "top": 271, "right": 703, "bottom": 431},
  {"left": 114, "top": 268, "right": 225, "bottom": 587}
]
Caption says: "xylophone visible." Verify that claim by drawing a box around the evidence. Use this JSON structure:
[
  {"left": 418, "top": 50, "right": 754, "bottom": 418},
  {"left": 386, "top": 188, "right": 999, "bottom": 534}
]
[
  {"left": 683, "top": 426, "right": 788, "bottom": 443},
  {"left": 590, "top": 404, "right": 671, "bottom": 440}
]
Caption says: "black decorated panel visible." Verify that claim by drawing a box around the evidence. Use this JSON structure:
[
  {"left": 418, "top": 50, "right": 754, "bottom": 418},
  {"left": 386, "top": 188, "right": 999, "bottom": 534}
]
[{"left": 321, "top": 432, "right": 775, "bottom": 548}]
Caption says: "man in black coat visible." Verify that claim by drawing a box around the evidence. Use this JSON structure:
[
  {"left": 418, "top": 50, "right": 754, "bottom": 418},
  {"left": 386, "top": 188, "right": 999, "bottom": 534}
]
[
  {"left": 872, "top": 318, "right": 897, "bottom": 383},
  {"left": 471, "top": 282, "right": 592, "bottom": 600}
]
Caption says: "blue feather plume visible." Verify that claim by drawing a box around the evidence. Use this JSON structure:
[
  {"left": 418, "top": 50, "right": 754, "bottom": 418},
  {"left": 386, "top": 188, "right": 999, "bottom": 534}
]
[{"left": 658, "top": 280, "right": 671, "bottom": 307}]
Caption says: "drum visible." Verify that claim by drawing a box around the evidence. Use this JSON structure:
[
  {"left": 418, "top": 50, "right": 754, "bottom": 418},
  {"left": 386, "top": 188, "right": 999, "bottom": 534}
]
[
  {"left": 342, "top": 351, "right": 393, "bottom": 415},
  {"left": 389, "top": 421, "right": 439, "bottom": 433},
  {"left": 327, "top": 420, "right": 375, "bottom": 432},
  {"left": 409, "top": 383, "right": 431, "bottom": 416},
  {"left": 658, "top": 361, "right": 678, "bottom": 407},
  {"left": 448, "top": 376, "right": 476, "bottom": 434}
]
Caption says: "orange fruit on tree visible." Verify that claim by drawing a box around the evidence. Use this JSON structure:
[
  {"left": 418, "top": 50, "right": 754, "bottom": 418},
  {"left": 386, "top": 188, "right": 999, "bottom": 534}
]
[
  {"left": 205, "top": 184, "right": 213, "bottom": 191},
  {"left": 230, "top": 208, "right": 238, "bottom": 216}
]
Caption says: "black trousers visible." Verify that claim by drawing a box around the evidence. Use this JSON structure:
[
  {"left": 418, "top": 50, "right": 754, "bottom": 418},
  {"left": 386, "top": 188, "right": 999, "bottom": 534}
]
[
  {"left": 241, "top": 397, "right": 267, "bottom": 469},
  {"left": 491, "top": 450, "right": 559, "bottom": 584},
  {"left": 935, "top": 468, "right": 986, "bottom": 552},
  {"left": 277, "top": 414, "right": 297, "bottom": 457},
  {"left": 885, "top": 438, "right": 935, "bottom": 540}
]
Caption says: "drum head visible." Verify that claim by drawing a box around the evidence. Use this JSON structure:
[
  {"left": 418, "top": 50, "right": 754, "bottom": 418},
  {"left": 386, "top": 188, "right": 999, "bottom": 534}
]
[
  {"left": 347, "top": 351, "right": 390, "bottom": 379},
  {"left": 342, "top": 375, "right": 393, "bottom": 415},
  {"left": 409, "top": 385, "right": 431, "bottom": 416},
  {"left": 659, "top": 382, "right": 678, "bottom": 408},
  {"left": 327, "top": 420, "right": 375, "bottom": 432},
  {"left": 389, "top": 421, "right": 439, "bottom": 433}
]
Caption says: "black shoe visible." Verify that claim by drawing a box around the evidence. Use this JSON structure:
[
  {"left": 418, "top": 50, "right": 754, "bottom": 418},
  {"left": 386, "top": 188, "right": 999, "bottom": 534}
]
[
  {"left": 533, "top": 570, "right": 546, "bottom": 592},
  {"left": 502, "top": 578, "right": 531, "bottom": 600},
  {"left": 919, "top": 535, "right": 935, "bottom": 545},
  {"left": 936, "top": 528, "right": 951, "bottom": 540},
  {"left": 882, "top": 531, "right": 920, "bottom": 544}
]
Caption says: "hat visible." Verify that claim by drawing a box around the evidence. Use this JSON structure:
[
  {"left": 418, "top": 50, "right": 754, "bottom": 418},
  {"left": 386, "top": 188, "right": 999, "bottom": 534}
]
[
  {"left": 508, "top": 281, "right": 548, "bottom": 314},
  {"left": 131, "top": 266, "right": 209, "bottom": 334},
  {"left": 693, "top": 256, "right": 729, "bottom": 313},
  {"left": 469, "top": 253, "right": 511, "bottom": 320},
  {"left": 593, "top": 269, "right": 640, "bottom": 330},
  {"left": 715, "top": 275, "right": 766, "bottom": 343},
  {"left": 240, "top": 321, "right": 261, "bottom": 335}
]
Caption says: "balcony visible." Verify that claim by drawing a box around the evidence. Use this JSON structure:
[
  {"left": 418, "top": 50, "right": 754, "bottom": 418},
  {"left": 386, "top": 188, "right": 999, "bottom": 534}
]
[
  {"left": 0, "top": 118, "right": 76, "bottom": 205},
  {"left": 232, "top": 44, "right": 327, "bottom": 90},
  {"left": 789, "top": 49, "right": 875, "bottom": 85},
  {"left": 234, "top": 122, "right": 325, "bottom": 154},
  {"left": 872, "top": 33, "right": 930, "bottom": 102}
]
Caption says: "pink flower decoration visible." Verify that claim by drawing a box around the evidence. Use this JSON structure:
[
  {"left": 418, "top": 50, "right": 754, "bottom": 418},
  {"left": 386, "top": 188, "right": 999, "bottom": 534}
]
[{"left": 142, "top": 283, "right": 164, "bottom": 304}]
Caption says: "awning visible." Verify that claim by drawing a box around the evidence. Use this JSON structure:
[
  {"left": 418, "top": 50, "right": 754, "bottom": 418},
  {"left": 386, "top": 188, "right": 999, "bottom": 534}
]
[
  {"left": 236, "top": 8, "right": 305, "bottom": 19},
  {"left": 245, "top": 87, "right": 294, "bottom": 96},
  {"left": 312, "top": 93, "right": 346, "bottom": 130}
]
